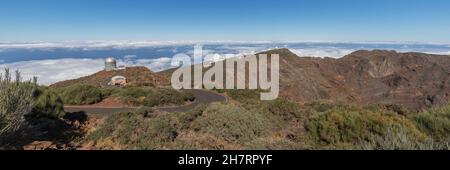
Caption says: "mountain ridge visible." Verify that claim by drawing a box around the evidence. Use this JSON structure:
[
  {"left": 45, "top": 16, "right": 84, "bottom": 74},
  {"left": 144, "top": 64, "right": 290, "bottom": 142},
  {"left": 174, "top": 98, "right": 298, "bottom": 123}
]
[
  {"left": 51, "top": 49, "right": 450, "bottom": 110},
  {"left": 259, "top": 48, "right": 450, "bottom": 110}
]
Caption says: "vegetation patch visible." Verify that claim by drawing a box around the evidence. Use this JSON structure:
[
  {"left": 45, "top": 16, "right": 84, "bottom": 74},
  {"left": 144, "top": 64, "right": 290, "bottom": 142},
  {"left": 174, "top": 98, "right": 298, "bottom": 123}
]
[
  {"left": 112, "top": 87, "right": 195, "bottom": 107},
  {"left": 26, "top": 87, "right": 66, "bottom": 125},
  {"left": 84, "top": 98, "right": 450, "bottom": 150},
  {"left": 87, "top": 110, "right": 179, "bottom": 149},
  {"left": 52, "top": 84, "right": 105, "bottom": 105},
  {"left": 3, "top": 68, "right": 449, "bottom": 150},
  {"left": 190, "top": 103, "right": 272, "bottom": 144},
  {"left": 0, "top": 69, "right": 36, "bottom": 145},
  {"left": 305, "top": 105, "right": 426, "bottom": 149},
  {"left": 49, "top": 85, "right": 195, "bottom": 108},
  {"left": 413, "top": 105, "right": 450, "bottom": 141},
  {"left": 244, "top": 137, "right": 303, "bottom": 150}
]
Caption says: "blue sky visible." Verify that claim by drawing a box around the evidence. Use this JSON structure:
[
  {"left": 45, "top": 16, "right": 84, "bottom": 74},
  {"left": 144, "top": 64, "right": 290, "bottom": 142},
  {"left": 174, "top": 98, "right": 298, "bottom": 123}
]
[{"left": 1, "top": 0, "right": 450, "bottom": 42}]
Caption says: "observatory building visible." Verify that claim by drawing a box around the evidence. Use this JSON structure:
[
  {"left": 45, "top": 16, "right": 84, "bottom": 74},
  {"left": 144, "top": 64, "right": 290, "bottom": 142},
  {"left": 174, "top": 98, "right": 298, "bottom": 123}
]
[
  {"left": 105, "top": 57, "right": 117, "bottom": 71},
  {"left": 108, "top": 75, "right": 127, "bottom": 87}
]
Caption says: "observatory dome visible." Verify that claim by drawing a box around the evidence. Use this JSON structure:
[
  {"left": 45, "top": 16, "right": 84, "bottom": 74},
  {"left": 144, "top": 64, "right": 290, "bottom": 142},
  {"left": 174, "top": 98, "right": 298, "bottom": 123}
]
[{"left": 105, "top": 57, "right": 117, "bottom": 71}]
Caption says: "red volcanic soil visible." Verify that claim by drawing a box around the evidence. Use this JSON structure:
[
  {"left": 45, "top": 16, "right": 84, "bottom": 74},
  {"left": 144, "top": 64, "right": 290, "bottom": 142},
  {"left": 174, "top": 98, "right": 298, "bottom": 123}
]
[{"left": 50, "top": 66, "right": 170, "bottom": 88}]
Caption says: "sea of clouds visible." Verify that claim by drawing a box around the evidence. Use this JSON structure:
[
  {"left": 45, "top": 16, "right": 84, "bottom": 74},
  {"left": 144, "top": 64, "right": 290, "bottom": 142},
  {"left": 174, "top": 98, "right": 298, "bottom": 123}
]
[
  {"left": 0, "top": 56, "right": 177, "bottom": 85},
  {"left": 1, "top": 41, "right": 449, "bottom": 85}
]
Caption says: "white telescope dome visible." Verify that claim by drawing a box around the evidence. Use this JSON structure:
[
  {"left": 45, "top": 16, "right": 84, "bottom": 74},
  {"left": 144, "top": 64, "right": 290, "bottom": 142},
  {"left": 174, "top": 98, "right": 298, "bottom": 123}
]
[
  {"left": 105, "top": 57, "right": 117, "bottom": 71},
  {"left": 105, "top": 57, "right": 116, "bottom": 63}
]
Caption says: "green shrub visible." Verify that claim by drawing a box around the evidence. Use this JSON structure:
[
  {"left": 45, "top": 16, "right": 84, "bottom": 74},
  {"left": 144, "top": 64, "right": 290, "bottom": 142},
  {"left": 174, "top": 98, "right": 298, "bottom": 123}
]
[
  {"left": 113, "top": 87, "right": 152, "bottom": 98},
  {"left": 83, "top": 90, "right": 450, "bottom": 150},
  {"left": 172, "top": 132, "right": 234, "bottom": 150},
  {"left": 359, "top": 126, "right": 449, "bottom": 150},
  {"left": 111, "top": 87, "right": 150, "bottom": 106},
  {"left": 113, "top": 87, "right": 195, "bottom": 107},
  {"left": 88, "top": 111, "right": 179, "bottom": 149},
  {"left": 244, "top": 137, "right": 304, "bottom": 150},
  {"left": 53, "top": 85, "right": 195, "bottom": 107},
  {"left": 55, "top": 84, "right": 104, "bottom": 105},
  {"left": 0, "top": 69, "right": 36, "bottom": 140},
  {"left": 305, "top": 105, "right": 426, "bottom": 148},
  {"left": 27, "top": 87, "right": 65, "bottom": 123},
  {"left": 226, "top": 89, "right": 261, "bottom": 103},
  {"left": 304, "top": 101, "right": 340, "bottom": 113},
  {"left": 413, "top": 104, "right": 450, "bottom": 141},
  {"left": 177, "top": 104, "right": 207, "bottom": 129},
  {"left": 99, "top": 88, "right": 120, "bottom": 97},
  {"left": 264, "top": 98, "right": 303, "bottom": 120},
  {"left": 190, "top": 103, "right": 271, "bottom": 144},
  {"left": 144, "top": 89, "right": 195, "bottom": 107}
]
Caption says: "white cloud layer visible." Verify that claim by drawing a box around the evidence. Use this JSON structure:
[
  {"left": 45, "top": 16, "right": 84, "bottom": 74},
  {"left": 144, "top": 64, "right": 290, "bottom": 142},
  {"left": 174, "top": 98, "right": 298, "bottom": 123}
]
[
  {"left": 1, "top": 41, "right": 450, "bottom": 86},
  {"left": 0, "top": 58, "right": 104, "bottom": 85},
  {"left": 290, "top": 48, "right": 356, "bottom": 58},
  {"left": 133, "top": 57, "right": 174, "bottom": 72},
  {"left": 0, "top": 41, "right": 273, "bottom": 50},
  {"left": 0, "top": 57, "right": 178, "bottom": 85},
  {"left": 291, "top": 48, "right": 450, "bottom": 58},
  {"left": 0, "top": 41, "right": 190, "bottom": 50}
]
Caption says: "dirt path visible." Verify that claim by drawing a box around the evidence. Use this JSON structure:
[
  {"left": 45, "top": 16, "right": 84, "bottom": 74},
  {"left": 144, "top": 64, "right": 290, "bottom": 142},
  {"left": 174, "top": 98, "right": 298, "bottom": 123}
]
[{"left": 64, "top": 89, "right": 227, "bottom": 115}]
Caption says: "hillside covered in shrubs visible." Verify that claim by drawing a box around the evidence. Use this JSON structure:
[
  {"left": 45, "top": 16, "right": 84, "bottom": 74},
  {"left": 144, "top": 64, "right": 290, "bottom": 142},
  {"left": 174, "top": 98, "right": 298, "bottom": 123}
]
[
  {"left": 0, "top": 69, "right": 194, "bottom": 149},
  {"left": 1, "top": 68, "right": 449, "bottom": 150},
  {"left": 85, "top": 90, "right": 450, "bottom": 150},
  {"left": 49, "top": 84, "right": 195, "bottom": 107}
]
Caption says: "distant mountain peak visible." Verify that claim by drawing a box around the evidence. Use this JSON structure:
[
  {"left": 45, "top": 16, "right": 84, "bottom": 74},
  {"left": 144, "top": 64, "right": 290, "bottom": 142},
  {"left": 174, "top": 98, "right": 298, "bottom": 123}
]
[
  {"left": 258, "top": 48, "right": 296, "bottom": 55},
  {"left": 344, "top": 49, "right": 399, "bottom": 58}
]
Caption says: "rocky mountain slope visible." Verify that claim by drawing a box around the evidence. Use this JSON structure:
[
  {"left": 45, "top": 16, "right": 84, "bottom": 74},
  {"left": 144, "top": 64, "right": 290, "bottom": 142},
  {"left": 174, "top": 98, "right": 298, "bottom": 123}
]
[
  {"left": 158, "top": 49, "right": 450, "bottom": 110},
  {"left": 262, "top": 49, "right": 450, "bottom": 110},
  {"left": 51, "top": 50, "right": 450, "bottom": 110},
  {"left": 51, "top": 66, "right": 170, "bottom": 88}
]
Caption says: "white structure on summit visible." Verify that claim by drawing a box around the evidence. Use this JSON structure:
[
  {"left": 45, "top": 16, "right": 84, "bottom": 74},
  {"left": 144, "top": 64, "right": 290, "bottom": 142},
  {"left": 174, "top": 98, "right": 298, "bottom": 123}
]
[
  {"left": 108, "top": 75, "right": 127, "bottom": 87},
  {"left": 105, "top": 57, "right": 117, "bottom": 71}
]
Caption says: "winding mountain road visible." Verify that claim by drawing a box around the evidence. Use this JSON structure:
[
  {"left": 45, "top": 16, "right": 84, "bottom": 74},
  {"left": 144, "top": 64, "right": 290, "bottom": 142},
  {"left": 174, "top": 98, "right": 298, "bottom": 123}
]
[{"left": 64, "top": 89, "right": 227, "bottom": 115}]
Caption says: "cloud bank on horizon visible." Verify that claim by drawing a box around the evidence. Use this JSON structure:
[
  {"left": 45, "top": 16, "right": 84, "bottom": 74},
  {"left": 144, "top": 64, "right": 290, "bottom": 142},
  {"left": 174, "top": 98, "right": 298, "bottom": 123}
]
[{"left": 1, "top": 41, "right": 450, "bottom": 85}]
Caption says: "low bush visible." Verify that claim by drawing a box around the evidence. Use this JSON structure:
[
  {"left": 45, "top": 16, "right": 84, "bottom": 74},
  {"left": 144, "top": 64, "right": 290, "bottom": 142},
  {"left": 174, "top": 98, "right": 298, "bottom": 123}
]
[
  {"left": 264, "top": 98, "right": 303, "bottom": 121},
  {"left": 226, "top": 89, "right": 261, "bottom": 105},
  {"left": 177, "top": 104, "right": 207, "bottom": 129},
  {"left": 83, "top": 88, "right": 450, "bottom": 150},
  {"left": 172, "top": 132, "right": 238, "bottom": 150},
  {"left": 359, "top": 126, "right": 449, "bottom": 150},
  {"left": 190, "top": 103, "right": 271, "bottom": 144},
  {"left": 0, "top": 69, "right": 36, "bottom": 142},
  {"left": 26, "top": 87, "right": 65, "bottom": 123},
  {"left": 244, "top": 137, "right": 304, "bottom": 150},
  {"left": 87, "top": 111, "right": 179, "bottom": 149},
  {"left": 111, "top": 87, "right": 153, "bottom": 106},
  {"left": 54, "top": 84, "right": 104, "bottom": 105},
  {"left": 50, "top": 85, "right": 195, "bottom": 107},
  {"left": 113, "top": 87, "right": 195, "bottom": 107},
  {"left": 305, "top": 105, "right": 426, "bottom": 149},
  {"left": 304, "top": 101, "right": 340, "bottom": 113},
  {"left": 144, "top": 89, "right": 195, "bottom": 107},
  {"left": 413, "top": 104, "right": 450, "bottom": 141}
]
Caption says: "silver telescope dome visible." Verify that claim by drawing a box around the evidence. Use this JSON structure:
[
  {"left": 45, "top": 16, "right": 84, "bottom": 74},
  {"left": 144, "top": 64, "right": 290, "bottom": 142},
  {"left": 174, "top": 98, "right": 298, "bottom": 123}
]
[
  {"left": 106, "top": 57, "right": 116, "bottom": 63},
  {"left": 105, "top": 57, "right": 117, "bottom": 71}
]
